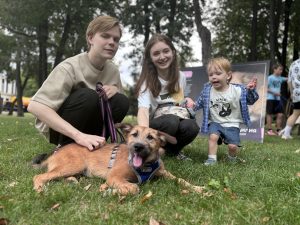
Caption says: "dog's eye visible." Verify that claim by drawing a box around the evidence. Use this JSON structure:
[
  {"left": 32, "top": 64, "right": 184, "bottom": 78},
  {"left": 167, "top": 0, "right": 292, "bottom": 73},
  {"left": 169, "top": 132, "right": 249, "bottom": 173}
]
[
  {"left": 131, "top": 132, "right": 138, "bottom": 137},
  {"left": 147, "top": 135, "right": 154, "bottom": 140}
]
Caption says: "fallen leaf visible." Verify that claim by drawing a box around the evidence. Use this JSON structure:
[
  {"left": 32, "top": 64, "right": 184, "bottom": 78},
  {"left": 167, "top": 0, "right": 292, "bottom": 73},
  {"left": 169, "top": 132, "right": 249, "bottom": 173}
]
[
  {"left": 0, "top": 218, "right": 9, "bottom": 225},
  {"left": 118, "top": 195, "right": 126, "bottom": 204},
  {"left": 0, "top": 206, "right": 3, "bottom": 210},
  {"left": 149, "top": 217, "right": 165, "bottom": 225},
  {"left": 84, "top": 184, "right": 92, "bottom": 191},
  {"left": 101, "top": 213, "right": 109, "bottom": 220},
  {"left": 296, "top": 172, "right": 300, "bottom": 178},
  {"left": 8, "top": 182, "right": 18, "bottom": 187},
  {"left": 181, "top": 189, "right": 189, "bottom": 195},
  {"left": 262, "top": 216, "right": 270, "bottom": 223},
  {"left": 203, "top": 191, "right": 214, "bottom": 197},
  {"left": 50, "top": 203, "right": 60, "bottom": 210},
  {"left": 140, "top": 191, "right": 153, "bottom": 203}
]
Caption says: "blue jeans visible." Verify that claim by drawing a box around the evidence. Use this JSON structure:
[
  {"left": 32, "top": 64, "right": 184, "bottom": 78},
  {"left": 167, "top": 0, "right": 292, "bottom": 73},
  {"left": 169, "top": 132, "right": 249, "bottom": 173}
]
[{"left": 208, "top": 122, "right": 241, "bottom": 146}]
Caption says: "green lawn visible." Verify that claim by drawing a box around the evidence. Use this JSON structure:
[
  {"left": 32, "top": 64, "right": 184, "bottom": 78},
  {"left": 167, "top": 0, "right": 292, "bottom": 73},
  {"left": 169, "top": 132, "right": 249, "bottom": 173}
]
[{"left": 0, "top": 114, "right": 299, "bottom": 225}]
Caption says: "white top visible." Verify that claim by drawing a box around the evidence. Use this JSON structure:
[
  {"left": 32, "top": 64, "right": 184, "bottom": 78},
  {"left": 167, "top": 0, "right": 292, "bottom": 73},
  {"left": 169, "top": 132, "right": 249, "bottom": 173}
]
[
  {"left": 288, "top": 58, "right": 300, "bottom": 103},
  {"left": 209, "top": 84, "right": 243, "bottom": 128},
  {"left": 138, "top": 71, "right": 187, "bottom": 118}
]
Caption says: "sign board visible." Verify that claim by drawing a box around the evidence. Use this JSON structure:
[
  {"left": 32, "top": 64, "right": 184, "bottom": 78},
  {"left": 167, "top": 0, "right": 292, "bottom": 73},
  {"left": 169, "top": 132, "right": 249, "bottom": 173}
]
[{"left": 182, "top": 61, "right": 269, "bottom": 143}]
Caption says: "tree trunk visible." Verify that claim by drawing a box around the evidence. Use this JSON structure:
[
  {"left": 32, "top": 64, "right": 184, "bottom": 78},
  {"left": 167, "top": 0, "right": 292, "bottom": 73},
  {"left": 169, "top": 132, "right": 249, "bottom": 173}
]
[
  {"left": 249, "top": 0, "right": 258, "bottom": 61},
  {"left": 54, "top": 14, "right": 72, "bottom": 68},
  {"left": 269, "top": 0, "right": 276, "bottom": 68},
  {"left": 143, "top": 1, "right": 150, "bottom": 47},
  {"left": 281, "top": 0, "right": 293, "bottom": 71},
  {"left": 167, "top": 0, "right": 177, "bottom": 39},
  {"left": 37, "top": 19, "right": 49, "bottom": 87},
  {"left": 193, "top": 0, "right": 211, "bottom": 65},
  {"left": 15, "top": 50, "right": 24, "bottom": 117}
]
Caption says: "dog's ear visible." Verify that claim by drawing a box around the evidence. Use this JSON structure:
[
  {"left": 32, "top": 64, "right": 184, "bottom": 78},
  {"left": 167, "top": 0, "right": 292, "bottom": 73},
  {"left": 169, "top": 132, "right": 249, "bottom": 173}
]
[
  {"left": 158, "top": 131, "right": 177, "bottom": 146},
  {"left": 115, "top": 123, "right": 134, "bottom": 135}
]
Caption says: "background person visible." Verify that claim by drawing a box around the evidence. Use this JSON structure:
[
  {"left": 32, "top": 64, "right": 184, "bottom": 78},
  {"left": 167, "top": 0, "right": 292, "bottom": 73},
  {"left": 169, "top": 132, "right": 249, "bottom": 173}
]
[
  {"left": 279, "top": 58, "right": 300, "bottom": 139},
  {"left": 135, "top": 34, "right": 199, "bottom": 161},
  {"left": 28, "top": 15, "right": 129, "bottom": 153},
  {"left": 193, "top": 57, "right": 258, "bottom": 165},
  {"left": 266, "top": 63, "right": 287, "bottom": 135}
]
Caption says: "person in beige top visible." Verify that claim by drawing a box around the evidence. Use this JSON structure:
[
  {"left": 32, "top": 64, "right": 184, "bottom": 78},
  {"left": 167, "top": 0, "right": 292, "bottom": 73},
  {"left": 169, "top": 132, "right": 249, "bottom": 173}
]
[{"left": 28, "top": 15, "right": 129, "bottom": 154}]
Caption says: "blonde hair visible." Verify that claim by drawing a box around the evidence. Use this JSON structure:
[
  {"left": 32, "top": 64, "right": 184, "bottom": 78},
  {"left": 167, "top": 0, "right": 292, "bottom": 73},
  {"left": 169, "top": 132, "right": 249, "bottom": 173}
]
[
  {"left": 207, "top": 57, "right": 232, "bottom": 74},
  {"left": 86, "top": 15, "right": 122, "bottom": 50},
  {"left": 207, "top": 57, "right": 232, "bottom": 82}
]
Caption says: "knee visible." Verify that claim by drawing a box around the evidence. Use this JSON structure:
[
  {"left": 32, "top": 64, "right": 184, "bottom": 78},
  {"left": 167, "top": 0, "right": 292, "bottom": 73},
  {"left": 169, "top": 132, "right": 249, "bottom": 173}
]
[
  {"left": 66, "top": 88, "right": 98, "bottom": 110},
  {"left": 209, "top": 134, "right": 219, "bottom": 143},
  {"left": 109, "top": 93, "right": 129, "bottom": 122},
  {"left": 180, "top": 120, "right": 200, "bottom": 136}
]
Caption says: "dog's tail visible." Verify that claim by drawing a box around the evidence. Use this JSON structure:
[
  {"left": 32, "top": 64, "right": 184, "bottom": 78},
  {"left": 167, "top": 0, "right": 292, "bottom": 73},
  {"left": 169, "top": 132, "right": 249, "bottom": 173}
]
[{"left": 31, "top": 153, "right": 50, "bottom": 168}]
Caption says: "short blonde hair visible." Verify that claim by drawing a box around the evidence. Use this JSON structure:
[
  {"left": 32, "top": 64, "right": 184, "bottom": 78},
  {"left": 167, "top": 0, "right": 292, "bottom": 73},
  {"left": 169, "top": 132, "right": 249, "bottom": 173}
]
[
  {"left": 86, "top": 15, "right": 122, "bottom": 50},
  {"left": 207, "top": 57, "right": 232, "bottom": 74}
]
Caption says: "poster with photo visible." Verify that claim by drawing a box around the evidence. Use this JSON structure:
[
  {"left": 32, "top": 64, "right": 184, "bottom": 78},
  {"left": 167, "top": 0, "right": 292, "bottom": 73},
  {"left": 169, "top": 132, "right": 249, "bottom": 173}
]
[{"left": 182, "top": 61, "right": 270, "bottom": 143}]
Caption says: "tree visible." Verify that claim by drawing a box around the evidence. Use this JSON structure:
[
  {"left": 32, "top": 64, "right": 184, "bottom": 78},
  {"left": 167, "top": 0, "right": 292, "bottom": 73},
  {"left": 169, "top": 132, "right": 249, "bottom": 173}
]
[{"left": 193, "top": 0, "right": 212, "bottom": 65}]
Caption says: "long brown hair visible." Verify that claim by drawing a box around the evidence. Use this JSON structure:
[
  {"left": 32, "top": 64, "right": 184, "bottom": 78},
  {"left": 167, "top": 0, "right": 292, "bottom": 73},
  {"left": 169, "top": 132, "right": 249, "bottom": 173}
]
[{"left": 135, "top": 34, "right": 180, "bottom": 98}]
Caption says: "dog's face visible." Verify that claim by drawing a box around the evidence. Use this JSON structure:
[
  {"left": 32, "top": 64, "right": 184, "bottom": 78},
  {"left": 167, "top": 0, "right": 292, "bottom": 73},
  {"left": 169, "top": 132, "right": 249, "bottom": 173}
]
[{"left": 119, "top": 124, "right": 176, "bottom": 168}]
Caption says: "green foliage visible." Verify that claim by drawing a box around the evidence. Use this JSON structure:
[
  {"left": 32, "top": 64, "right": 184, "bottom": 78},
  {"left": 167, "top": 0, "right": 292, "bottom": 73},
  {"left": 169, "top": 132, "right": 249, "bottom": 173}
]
[
  {"left": 212, "top": 0, "right": 270, "bottom": 62},
  {"left": 0, "top": 114, "right": 300, "bottom": 224}
]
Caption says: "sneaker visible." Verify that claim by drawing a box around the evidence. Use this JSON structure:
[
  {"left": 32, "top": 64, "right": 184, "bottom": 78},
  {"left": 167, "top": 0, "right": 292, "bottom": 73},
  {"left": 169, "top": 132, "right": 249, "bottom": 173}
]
[
  {"left": 281, "top": 134, "right": 293, "bottom": 140},
  {"left": 204, "top": 158, "right": 217, "bottom": 166},
  {"left": 267, "top": 130, "right": 277, "bottom": 136},
  {"left": 176, "top": 152, "right": 192, "bottom": 161},
  {"left": 278, "top": 129, "right": 285, "bottom": 136}
]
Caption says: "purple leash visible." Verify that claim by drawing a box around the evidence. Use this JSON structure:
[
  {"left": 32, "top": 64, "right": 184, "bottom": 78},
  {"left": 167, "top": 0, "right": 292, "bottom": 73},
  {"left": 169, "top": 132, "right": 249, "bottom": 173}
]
[{"left": 96, "top": 82, "right": 118, "bottom": 143}]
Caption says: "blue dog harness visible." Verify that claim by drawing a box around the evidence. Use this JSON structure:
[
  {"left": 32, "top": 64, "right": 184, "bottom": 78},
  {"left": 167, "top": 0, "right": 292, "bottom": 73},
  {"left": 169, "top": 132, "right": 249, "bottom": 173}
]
[
  {"left": 107, "top": 145, "right": 160, "bottom": 184},
  {"left": 128, "top": 155, "right": 160, "bottom": 184}
]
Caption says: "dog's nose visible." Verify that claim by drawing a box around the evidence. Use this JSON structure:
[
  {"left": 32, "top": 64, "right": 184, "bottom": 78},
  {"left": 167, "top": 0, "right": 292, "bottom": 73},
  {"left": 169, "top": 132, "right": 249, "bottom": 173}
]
[{"left": 133, "top": 143, "right": 145, "bottom": 152}]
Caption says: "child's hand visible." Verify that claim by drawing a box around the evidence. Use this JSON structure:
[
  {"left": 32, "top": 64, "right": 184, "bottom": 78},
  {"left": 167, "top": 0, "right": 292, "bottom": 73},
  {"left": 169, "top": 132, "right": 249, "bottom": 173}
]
[
  {"left": 247, "top": 77, "right": 257, "bottom": 90},
  {"left": 185, "top": 97, "right": 195, "bottom": 108}
]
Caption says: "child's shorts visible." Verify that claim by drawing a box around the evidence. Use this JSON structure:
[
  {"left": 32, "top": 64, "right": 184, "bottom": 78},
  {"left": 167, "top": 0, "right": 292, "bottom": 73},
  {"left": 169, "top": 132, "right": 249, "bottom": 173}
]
[{"left": 208, "top": 122, "right": 241, "bottom": 146}]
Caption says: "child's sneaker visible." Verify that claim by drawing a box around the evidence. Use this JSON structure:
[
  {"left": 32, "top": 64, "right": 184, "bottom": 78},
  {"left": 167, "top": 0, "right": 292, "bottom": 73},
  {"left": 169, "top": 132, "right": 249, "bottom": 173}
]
[
  {"left": 278, "top": 129, "right": 285, "bottom": 136},
  {"left": 281, "top": 134, "right": 293, "bottom": 140},
  {"left": 267, "top": 130, "right": 277, "bottom": 136},
  {"left": 204, "top": 158, "right": 217, "bottom": 166}
]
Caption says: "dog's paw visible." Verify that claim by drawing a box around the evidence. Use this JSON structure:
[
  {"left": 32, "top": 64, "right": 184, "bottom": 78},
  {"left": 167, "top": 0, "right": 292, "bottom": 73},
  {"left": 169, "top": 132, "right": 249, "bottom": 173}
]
[
  {"left": 117, "top": 183, "right": 139, "bottom": 195},
  {"left": 99, "top": 183, "right": 109, "bottom": 192},
  {"left": 33, "top": 175, "right": 44, "bottom": 193}
]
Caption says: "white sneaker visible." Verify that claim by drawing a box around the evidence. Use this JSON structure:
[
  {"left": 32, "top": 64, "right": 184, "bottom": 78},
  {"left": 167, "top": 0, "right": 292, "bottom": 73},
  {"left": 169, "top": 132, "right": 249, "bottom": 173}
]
[
  {"left": 282, "top": 134, "right": 293, "bottom": 140},
  {"left": 278, "top": 129, "right": 285, "bottom": 136}
]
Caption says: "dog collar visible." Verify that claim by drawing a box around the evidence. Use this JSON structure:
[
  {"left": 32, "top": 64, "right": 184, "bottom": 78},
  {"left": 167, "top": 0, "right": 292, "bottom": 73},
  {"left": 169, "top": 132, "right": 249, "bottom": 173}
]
[{"left": 128, "top": 155, "right": 160, "bottom": 184}]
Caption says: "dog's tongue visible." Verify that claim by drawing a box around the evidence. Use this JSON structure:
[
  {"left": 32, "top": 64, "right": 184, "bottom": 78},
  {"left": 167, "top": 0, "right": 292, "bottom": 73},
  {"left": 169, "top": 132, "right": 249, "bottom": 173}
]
[{"left": 133, "top": 153, "right": 142, "bottom": 167}]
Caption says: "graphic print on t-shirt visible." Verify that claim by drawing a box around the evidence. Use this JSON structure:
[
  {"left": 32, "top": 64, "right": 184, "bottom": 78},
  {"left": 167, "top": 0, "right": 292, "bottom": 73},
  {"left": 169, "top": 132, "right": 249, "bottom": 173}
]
[{"left": 210, "top": 98, "right": 232, "bottom": 117}]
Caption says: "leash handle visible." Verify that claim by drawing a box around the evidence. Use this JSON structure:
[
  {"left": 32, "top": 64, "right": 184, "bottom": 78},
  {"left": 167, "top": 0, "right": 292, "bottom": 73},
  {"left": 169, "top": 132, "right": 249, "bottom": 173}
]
[{"left": 96, "top": 82, "right": 118, "bottom": 143}]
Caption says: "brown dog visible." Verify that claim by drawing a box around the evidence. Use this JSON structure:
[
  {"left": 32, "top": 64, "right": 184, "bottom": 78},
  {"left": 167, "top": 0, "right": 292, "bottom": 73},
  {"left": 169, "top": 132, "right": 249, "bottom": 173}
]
[{"left": 33, "top": 124, "right": 203, "bottom": 195}]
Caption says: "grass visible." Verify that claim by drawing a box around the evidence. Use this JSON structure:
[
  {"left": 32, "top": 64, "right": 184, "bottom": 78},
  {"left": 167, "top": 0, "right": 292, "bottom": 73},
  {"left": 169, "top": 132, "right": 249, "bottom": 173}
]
[{"left": 0, "top": 113, "right": 299, "bottom": 225}]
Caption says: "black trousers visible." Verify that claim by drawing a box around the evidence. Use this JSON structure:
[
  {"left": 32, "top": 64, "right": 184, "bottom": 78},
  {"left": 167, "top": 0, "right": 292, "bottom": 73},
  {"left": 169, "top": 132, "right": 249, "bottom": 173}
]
[
  {"left": 150, "top": 114, "right": 199, "bottom": 155},
  {"left": 50, "top": 88, "right": 129, "bottom": 146}
]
